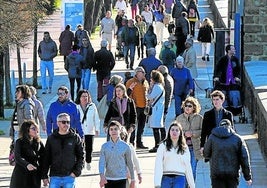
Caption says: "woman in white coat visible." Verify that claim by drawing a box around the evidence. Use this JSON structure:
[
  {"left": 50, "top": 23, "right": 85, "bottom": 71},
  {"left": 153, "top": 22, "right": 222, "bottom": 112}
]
[
  {"left": 75, "top": 89, "right": 100, "bottom": 170},
  {"left": 147, "top": 70, "right": 165, "bottom": 153}
]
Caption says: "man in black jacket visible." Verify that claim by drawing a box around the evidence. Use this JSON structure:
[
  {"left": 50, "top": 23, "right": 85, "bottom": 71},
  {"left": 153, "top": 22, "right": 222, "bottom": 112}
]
[
  {"left": 94, "top": 40, "right": 115, "bottom": 101},
  {"left": 200, "top": 90, "right": 234, "bottom": 152},
  {"left": 42, "top": 113, "right": 84, "bottom": 187},
  {"left": 203, "top": 119, "right": 252, "bottom": 188}
]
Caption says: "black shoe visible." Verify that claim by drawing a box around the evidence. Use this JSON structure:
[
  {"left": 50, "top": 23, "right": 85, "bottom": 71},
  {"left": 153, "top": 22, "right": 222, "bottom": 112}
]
[
  {"left": 206, "top": 55, "right": 210, "bottom": 61},
  {"left": 149, "top": 147, "right": 158, "bottom": 153},
  {"left": 136, "top": 144, "right": 148, "bottom": 149},
  {"left": 42, "top": 91, "right": 46, "bottom": 94},
  {"left": 126, "top": 64, "right": 129, "bottom": 69},
  {"left": 202, "top": 56, "right": 205, "bottom": 61}
]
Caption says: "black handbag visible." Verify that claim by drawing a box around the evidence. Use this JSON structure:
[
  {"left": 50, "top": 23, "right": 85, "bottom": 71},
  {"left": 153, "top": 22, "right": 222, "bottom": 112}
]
[{"left": 144, "top": 91, "right": 163, "bottom": 116}]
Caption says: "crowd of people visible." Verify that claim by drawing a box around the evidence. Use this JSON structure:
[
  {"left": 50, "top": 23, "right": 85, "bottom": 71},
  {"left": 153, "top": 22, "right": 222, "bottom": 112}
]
[{"left": 8, "top": 1, "right": 253, "bottom": 188}]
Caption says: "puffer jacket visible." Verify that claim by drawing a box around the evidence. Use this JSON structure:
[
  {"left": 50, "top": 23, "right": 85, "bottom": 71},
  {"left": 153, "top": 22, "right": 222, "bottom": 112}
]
[
  {"left": 17, "top": 98, "right": 35, "bottom": 127},
  {"left": 203, "top": 126, "right": 252, "bottom": 181},
  {"left": 65, "top": 51, "right": 83, "bottom": 78},
  {"left": 143, "top": 30, "right": 157, "bottom": 48},
  {"left": 42, "top": 128, "right": 84, "bottom": 178}
]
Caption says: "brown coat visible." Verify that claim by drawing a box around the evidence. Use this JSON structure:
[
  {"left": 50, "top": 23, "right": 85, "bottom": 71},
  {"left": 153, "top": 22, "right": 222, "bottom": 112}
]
[
  {"left": 59, "top": 29, "right": 74, "bottom": 56},
  {"left": 176, "top": 113, "right": 203, "bottom": 160}
]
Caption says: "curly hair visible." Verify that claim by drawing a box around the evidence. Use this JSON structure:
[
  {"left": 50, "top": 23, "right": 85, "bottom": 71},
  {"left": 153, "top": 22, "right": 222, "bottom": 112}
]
[{"left": 181, "top": 96, "right": 201, "bottom": 114}]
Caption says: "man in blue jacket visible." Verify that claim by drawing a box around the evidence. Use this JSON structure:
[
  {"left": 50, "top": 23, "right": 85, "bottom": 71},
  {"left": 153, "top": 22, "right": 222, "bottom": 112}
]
[{"left": 46, "top": 86, "right": 84, "bottom": 138}]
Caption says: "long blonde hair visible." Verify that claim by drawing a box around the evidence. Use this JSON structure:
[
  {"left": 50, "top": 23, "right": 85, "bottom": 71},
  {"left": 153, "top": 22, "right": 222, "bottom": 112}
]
[{"left": 201, "top": 17, "right": 214, "bottom": 28}]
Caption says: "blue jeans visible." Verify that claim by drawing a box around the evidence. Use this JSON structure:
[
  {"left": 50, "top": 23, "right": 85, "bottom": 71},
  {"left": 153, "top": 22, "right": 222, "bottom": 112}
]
[
  {"left": 161, "top": 175, "right": 186, "bottom": 188},
  {"left": 189, "top": 147, "right": 198, "bottom": 180},
  {"left": 81, "top": 69, "right": 91, "bottom": 90},
  {"left": 40, "top": 60, "right": 54, "bottom": 92},
  {"left": 124, "top": 44, "right": 136, "bottom": 65},
  {"left": 49, "top": 176, "right": 76, "bottom": 188},
  {"left": 174, "top": 94, "right": 186, "bottom": 116}
]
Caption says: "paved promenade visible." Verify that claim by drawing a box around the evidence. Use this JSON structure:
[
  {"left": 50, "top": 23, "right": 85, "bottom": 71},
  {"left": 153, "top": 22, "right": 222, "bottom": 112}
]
[{"left": 1, "top": 1, "right": 267, "bottom": 187}]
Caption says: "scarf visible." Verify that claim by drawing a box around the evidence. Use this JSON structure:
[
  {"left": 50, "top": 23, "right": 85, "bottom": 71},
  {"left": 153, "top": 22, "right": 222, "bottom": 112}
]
[{"left": 116, "top": 97, "right": 128, "bottom": 125}]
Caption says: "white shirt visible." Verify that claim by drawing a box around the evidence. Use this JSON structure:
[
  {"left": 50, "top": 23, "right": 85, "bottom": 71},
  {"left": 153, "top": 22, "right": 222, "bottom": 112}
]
[
  {"left": 154, "top": 142, "right": 195, "bottom": 188},
  {"left": 141, "top": 11, "right": 153, "bottom": 24},
  {"left": 115, "top": 0, "right": 127, "bottom": 11}
]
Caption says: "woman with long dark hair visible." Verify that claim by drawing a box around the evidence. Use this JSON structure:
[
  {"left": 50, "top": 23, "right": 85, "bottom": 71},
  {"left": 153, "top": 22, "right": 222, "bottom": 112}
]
[
  {"left": 75, "top": 90, "right": 100, "bottom": 171},
  {"left": 10, "top": 120, "right": 45, "bottom": 188},
  {"left": 154, "top": 122, "right": 195, "bottom": 188}
]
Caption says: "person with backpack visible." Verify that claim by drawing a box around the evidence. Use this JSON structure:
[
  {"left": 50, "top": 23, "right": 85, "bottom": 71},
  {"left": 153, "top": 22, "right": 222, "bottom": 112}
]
[{"left": 187, "top": 0, "right": 200, "bottom": 37}]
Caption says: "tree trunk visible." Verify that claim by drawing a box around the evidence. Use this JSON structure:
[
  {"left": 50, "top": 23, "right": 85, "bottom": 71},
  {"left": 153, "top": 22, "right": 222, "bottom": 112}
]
[
  {"left": 17, "top": 45, "right": 22, "bottom": 85},
  {"left": 93, "top": 0, "right": 104, "bottom": 28},
  {"left": 0, "top": 51, "right": 5, "bottom": 118},
  {"left": 33, "top": 24, "right": 38, "bottom": 88},
  {"left": 4, "top": 47, "right": 13, "bottom": 106},
  {"left": 84, "top": 0, "right": 96, "bottom": 33}
]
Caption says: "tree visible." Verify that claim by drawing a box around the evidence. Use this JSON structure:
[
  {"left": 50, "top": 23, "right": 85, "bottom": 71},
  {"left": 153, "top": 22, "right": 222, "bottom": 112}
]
[
  {"left": 84, "top": 0, "right": 104, "bottom": 34},
  {"left": 0, "top": 0, "right": 49, "bottom": 118}
]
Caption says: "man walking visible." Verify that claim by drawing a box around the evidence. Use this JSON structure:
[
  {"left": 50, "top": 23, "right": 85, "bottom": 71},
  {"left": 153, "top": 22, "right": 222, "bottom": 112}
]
[
  {"left": 46, "top": 86, "right": 84, "bottom": 138},
  {"left": 38, "top": 31, "right": 58, "bottom": 94},
  {"left": 42, "top": 113, "right": 84, "bottom": 187},
  {"left": 100, "top": 11, "right": 115, "bottom": 51},
  {"left": 203, "top": 119, "right": 252, "bottom": 188},
  {"left": 94, "top": 40, "right": 115, "bottom": 102},
  {"left": 126, "top": 67, "right": 149, "bottom": 149}
]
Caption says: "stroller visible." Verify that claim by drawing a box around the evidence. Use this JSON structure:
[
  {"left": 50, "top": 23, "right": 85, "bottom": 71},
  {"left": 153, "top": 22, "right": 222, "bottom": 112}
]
[
  {"left": 115, "top": 26, "right": 125, "bottom": 61},
  {"left": 214, "top": 81, "right": 247, "bottom": 123}
]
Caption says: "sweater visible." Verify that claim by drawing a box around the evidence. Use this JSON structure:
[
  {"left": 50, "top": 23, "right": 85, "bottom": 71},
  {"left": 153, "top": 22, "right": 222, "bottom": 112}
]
[
  {"left": 154, "top": 143, "right": 195, "bottom": 188},
  {"left": 99, "top": 138, "right": 135, "bottom": 180}
]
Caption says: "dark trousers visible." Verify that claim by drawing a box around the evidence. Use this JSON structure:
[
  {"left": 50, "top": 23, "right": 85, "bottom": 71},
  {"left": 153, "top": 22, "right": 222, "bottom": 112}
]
[
  {"left": 152, "top": 128, "right": 166, "bottom": 148},
  {"left": 130, "top": 107, "right": 146, "bottom": 146},
  {"left": 105, "top": 179, "right": 127, "bottom": 188},
  {"left": 176, "top": 34, "right": 187, "bottom": 56},
  {"left": 69, "top": 78, "right": 81, "bottom": 100},
  {"left": 137, "top": 38, "right": 144, "bottom": 58},
  {"left": 211, "top": 175, "right": 239, "bottom": 188},
  {"left": 84, "top": 135, "right": 94, "bottom": 163},
  {"left": 97, "top": 79, "right": 108, "bottom": 101},
  {"left": 189, "top": 21, "right": 196, "bottom": 37}
]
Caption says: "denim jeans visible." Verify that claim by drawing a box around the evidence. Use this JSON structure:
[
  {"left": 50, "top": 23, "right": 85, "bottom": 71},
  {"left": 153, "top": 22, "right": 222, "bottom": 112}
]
[
  {"left": 40, "top": 60, "right": 54, "bottom": 92},
  {"left": 81, "top": 69, "right": 91, "bottom": 90},
  {"left": 174, "top": 94, "right": 186, "bottom": 116},
  {"left": 49, "top": 176, "right": 76, "bottom": 188},
  {"left": 124, "top": 44, "right": 136, "bottom": 65},
  {"left": 161, "top": 175, "right": 186, "bottom": 188},
  {"left": 189, "top": 147, "right": 198, "bottom": 180}
]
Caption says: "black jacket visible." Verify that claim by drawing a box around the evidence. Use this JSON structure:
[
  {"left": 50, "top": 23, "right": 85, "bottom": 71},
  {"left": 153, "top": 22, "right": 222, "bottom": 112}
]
[
  {"left": 214, "top": 55, "right": 240, "bottom": 84},
  {"left": 94, "top": 47, "right": 115, "bottom": 81},
  {"left": 42, "top": 128, "right": 84, "bottom": 178},
  {"left": 104, "top": 97, "right": 137, "bottom": 131},
  {"left": 200, "top": 108, "right": 233, "bottom": 148},
  {"left": 10, "top": 138, "right": 45, "bottom": 188},
  {"left": 197, "top": 25, "right": 214, "bottom": 43},
  {"left": 203, "top": 126, "right": 252, "bottom": 181}
]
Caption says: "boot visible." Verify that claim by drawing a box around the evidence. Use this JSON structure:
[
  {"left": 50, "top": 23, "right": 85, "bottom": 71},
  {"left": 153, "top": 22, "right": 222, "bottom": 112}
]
[{"left": 130, "top": 60, "right": 134, "bottom": 70}]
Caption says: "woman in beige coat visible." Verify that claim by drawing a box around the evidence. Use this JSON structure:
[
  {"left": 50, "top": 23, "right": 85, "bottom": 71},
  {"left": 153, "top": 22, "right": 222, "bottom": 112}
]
[{"left": 176, "top": 96, "right": 203, "bottom": 184}]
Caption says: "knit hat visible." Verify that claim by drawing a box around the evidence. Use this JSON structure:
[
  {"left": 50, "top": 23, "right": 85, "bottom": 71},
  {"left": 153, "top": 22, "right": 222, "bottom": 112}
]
[{"left": 185, "top": 38, "right": 193, "bottom": 46}]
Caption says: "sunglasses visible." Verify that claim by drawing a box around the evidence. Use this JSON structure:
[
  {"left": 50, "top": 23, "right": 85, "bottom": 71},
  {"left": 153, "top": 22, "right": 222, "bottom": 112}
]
[
  {"left": 30, "top": 127, "right": 37, "bottom": 131},
  {"left": 59, "top": 120, "right": 70, "bottom": 124},
  {"left": 185, "top": 104, "right": 193, "bottom": 108},
  {"left": 57, "top": 92, "right": 66, "bottom": 96}
]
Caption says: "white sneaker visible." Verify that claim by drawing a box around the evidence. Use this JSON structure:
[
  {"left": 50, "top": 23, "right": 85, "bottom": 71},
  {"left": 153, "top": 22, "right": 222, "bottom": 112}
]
[{"left": 86, "top": 163, "right": 91, "bottom": 171}]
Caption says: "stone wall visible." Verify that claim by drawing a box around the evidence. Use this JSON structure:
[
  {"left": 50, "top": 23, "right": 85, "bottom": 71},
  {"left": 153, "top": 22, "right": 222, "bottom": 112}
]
[{"left": 244, "top": 0, "right": 267, "bottom": 61}]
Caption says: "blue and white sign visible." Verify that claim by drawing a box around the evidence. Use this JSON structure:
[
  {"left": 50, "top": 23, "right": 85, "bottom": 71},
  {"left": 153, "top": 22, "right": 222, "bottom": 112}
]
[{"left": 61, "top": 0, "right": 84, "bottom": 31}]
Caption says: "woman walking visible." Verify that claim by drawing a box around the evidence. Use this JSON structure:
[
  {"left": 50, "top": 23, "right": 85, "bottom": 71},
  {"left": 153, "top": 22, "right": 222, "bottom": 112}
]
[
  {"left": 75, "top": 90, "right": 100, "bottom": 171},
  {"left": 176, "top": 97, "right": 203, "bottom": 185},
  {"left": 147, "top": 70, "right": 166, "bottom": 153},
  {"left": 10, "top": 120, "right": 45, "bottom": 188},
  {"left": 197, "top": 17, "right": 214, "bottom": 61},
  {"left": 154, "top": 122, "right": 195, "bottom": 188}
]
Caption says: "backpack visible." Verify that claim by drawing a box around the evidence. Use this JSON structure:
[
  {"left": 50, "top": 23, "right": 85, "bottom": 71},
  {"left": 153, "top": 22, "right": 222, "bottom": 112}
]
[{"left": 189, "top": 8, "right": 196, "bottom": 18}]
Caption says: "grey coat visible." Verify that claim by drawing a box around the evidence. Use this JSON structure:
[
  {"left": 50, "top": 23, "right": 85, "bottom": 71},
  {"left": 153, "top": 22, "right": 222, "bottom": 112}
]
[
  {"left": 32, "top": 96, "right": 46, "bottom": 130},
  {"left": 65, "top": 52, "right": 83, "bottom": 78},
  {"left": 182, "top": 46, "right": 198, "bottom": 79},
  {"left": 17, "top": 98, "right": 35, "bottom": 127}
]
